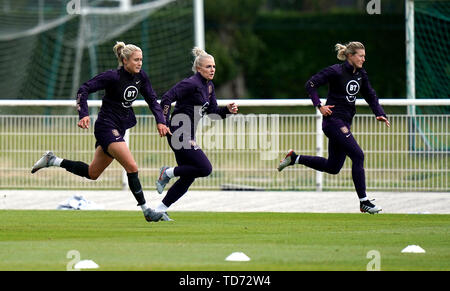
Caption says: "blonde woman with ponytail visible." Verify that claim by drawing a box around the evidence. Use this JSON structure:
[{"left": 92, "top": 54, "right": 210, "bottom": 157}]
[
  {"left": 31, "top": 41, "right": 171, "bottom": 223},
  {"left": 152, "top": 47, "right": 238, "bottom": 221},
  {"left": 278, "top": 41, "right": 390, "bottom": 214}
]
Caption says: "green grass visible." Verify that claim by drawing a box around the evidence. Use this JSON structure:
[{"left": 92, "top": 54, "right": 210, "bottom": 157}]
[{"left": 0, "top": 210, "right": 449, "bottom": 271}]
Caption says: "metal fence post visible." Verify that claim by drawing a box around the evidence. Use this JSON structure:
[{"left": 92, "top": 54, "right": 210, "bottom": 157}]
[
  {"left": 316, "top": 108, "right": 323, "bottom": 192},
  {"left": 122, "top": 129, "right": 130, "bottom": 191}
]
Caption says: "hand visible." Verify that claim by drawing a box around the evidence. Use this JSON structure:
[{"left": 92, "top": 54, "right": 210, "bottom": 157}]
[
  {"left": 319, "top": 105, "right": 334, "bottom": 116},
  {"left": 376, "top": 116, "right": 391, "bottom": 128},
  {"left": 157, "top": 123, "right": 172, "bottom": 137},
  {"left": 77, "top": 116, "right": 90, "bottom": 129},
  {"left": 227, "top": 102, "right": 238, "bottom": 114}
]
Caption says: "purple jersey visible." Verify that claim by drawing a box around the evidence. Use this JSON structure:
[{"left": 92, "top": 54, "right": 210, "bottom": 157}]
[
  {"left": 76, "top": 67, "right": 165, "bottom": 130},
  {"left": 305, "top": 61, "right": 386, "bottom": 124},
  {"left": 160, "top": 72, "right": 229, "bottom": 138}
]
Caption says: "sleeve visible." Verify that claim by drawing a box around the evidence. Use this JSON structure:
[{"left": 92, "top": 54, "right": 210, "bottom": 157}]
[
  {"left": 160, "top": 83, "right": 185, "bottom": 126},
  {"left": 140, "top": 71, "right": 165, "bottom": 124},
  {"left": 360, "top": 70, "right": 386, "bottom": 117},
  {"left": 206, "top": 83, "right": 229, "bottom": 119},
  {"left": 76, "top": 70, "right": 115, "bottom": 120},
  {"left": 304, "top": 65, "right": 337, "bottom": 107}
]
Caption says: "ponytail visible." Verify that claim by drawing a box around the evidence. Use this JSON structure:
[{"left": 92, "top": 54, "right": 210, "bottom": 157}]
[
  {"left": 113, "top": 41, "right": 141, "bottom": 67},
  {"left": 191, "top": 47, "right": 214, "bottom": 73},
  {"left": 335, "top": 41, "right": 365, "bottom": 61}
]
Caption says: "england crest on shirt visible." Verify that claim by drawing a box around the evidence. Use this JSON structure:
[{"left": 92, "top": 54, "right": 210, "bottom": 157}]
[{"left": 208, "top": 84, "right": 213, "bottom": 99}]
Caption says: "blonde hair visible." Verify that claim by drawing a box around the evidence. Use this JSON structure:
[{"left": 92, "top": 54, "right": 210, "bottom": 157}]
[
  {"left": 335, "top": 41, "right": 365, "bottom": 61},
  {"left": 113, "top": 41, "right": 142, "bottom": 66},
  {"left": 192, "top": 47, "right": 214, "bottom": 73}
]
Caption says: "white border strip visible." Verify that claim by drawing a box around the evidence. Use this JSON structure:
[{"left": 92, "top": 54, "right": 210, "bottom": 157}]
[{"left": 1, "top": 99, "right": 449, "bottom": 107}]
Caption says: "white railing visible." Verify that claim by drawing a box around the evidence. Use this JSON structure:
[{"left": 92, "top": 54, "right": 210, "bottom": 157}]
[
  {"left": 0, "top": 99, "right": 449, "bottom": 192},
  {"left": 2, "top": 98, "right": 450, "bottom": 107}
]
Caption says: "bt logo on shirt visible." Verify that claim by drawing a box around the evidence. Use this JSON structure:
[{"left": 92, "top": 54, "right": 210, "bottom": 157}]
[
  {"left": 345, "top": 80, "right": 360, "bottom": 103},
  {"left": 122, "top": 86, "right": 139, "bottom": 108}
]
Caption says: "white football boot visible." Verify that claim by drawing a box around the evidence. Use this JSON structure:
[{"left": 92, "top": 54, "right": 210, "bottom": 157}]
[
  {"left": 31, "top": 151, "right": 56, "bottom": 174},
  {"left": 277, "top": 149, "right": 296, "bottom": 172},
  {"left": 156, "top": 166, "right": 171, "bottom": 194},
  {"left": 360, "top": 199, "right": 382, "bottom": 214}
]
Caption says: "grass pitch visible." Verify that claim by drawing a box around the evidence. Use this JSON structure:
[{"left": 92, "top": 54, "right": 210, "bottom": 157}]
[{"left": 0, "top": 210, "right": 449, "bottom": 271}]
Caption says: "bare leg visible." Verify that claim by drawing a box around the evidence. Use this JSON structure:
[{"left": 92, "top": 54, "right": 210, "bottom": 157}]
[
  {"left": 107, "top": 141, "right": 146, "bottom": 207},
  {"left": 106, "top": 142, "right": 138, "bottom": 173},
  {"left": 88, "top": 146, "right": 114, "bottom": 180}
]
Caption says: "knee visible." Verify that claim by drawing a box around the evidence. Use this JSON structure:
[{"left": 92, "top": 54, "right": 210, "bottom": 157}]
[
  {"left": 125, "top": 162, "right": 138, "bottom": 174},
  {"left": 88, "top": 169, "right": 101, "bottom": 180},
  {"left": 198, "top": 163, "right": 212, "bottom": 177},
  {"left": 327, "top": 167, "right": 341, "bottom": 175},
  {"left": 359, "top": 151, "right": 365, "bottom": 162},
  {"left": 351, "top": 150, "right": 365, "bottom": 166}
]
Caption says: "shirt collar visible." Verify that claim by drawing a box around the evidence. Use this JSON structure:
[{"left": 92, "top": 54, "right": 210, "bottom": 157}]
[
  {"left": 120, "top": 66, "right": 136, "bottom": 79},
  {"left": 195, "top": 72, "right": 209, "bottom": 85},
  {"left": 343, "top": 61, "right": 359, "bottom": 74}
]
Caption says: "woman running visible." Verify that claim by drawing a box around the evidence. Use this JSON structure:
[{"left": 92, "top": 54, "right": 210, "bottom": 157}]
[
  {"left": 278, "top": 41, "right": 390, "bottom": 214},
  {"left": 154, "top": 47, "right": 238, "bottom": 221},
  {"left": 31, "top": 41, "right": 170, "bottom": 222}
]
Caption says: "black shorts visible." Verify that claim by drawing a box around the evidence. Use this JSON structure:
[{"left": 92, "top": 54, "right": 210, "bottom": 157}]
[{"left": 94, "top": 124, "right": 126, "bottom": 158}]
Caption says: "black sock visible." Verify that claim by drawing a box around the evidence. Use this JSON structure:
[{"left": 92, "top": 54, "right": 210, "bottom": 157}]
[
  {"left": 127, "top": 172, "right": 146, "bottom": 206},
  {"left": 291, "top": 152, "right": 298, "bottom": 165},
  {"left": 60, "top": 159, "right": 91, "bottom": 179}
]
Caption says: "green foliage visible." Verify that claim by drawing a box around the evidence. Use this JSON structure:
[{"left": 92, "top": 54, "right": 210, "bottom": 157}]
[
  {"left": 205, "top": 2, "right": 406, "bottom": 99},
  {"left": 205, "top": 0, "right": 265, "bottom": 91},
  {"left": 249, "top": 12, "right": 406, "bottom": 99}
]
